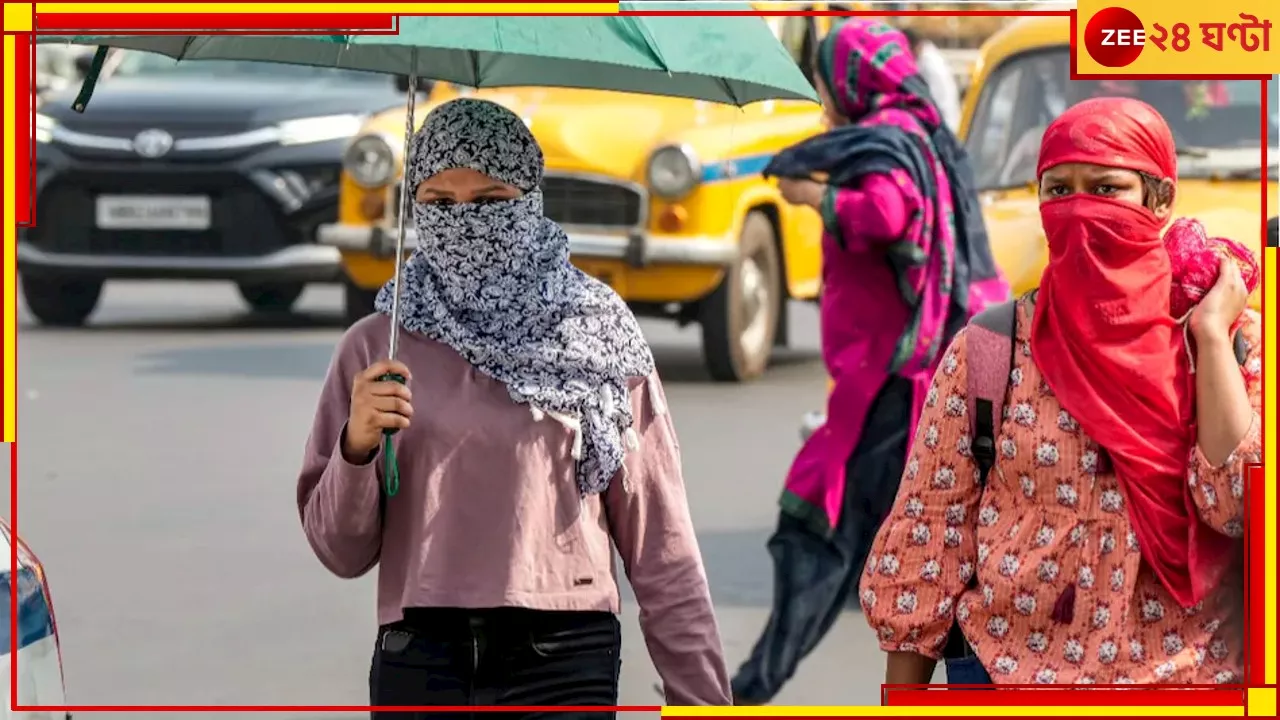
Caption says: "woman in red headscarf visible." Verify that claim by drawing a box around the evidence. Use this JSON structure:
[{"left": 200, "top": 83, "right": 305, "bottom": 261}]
[{"left": 858, "top": 97, "right": 1259, "bottom": 686}]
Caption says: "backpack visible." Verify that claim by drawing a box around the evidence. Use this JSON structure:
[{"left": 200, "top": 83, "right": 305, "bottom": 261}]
[{"left": 965, "top": 300, "right": 1020, "bottom": 489}]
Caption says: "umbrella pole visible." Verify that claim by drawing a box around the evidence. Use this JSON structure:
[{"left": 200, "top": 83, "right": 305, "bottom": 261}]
[
  {"left": 387, "top": 50, "right": 419, "bottom": 362},
  {"left": 379, "top": 49, "right": 419, "bottom": 499}
]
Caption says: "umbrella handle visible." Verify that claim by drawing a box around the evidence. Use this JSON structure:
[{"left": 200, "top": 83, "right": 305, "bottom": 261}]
[
  {"left": 386, "top": 47, "right": 420, "bottom": 362},
  {"left": 71, "top": 46, "right": 110, "bottom": 113},
  {"left": 377, "top": 372, "right": 407, "bottom": 497}
]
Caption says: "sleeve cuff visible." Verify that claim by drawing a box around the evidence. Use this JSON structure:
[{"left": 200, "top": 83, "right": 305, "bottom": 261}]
[
  {"left": 1194, "top": 411, "right": 1259, "bottom": 471},
  {"left": 820, "top": 184, "right": 843, "bottom": 246},
  {"left": 335, "top": 423, "right": 382, "bottom": 470},
  {"left": 878, "top": 641, "right": 944, "bottom": 661}
]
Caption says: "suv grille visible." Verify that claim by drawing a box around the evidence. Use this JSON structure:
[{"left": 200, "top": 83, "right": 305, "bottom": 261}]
[{"left": 29, "top": 170, "right": 288, "bottom": 257}]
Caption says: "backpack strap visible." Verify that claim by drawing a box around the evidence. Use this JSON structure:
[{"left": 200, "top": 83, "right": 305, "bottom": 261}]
[{"left": 965, "top": 300, "right": 1019, "bottom": 488}]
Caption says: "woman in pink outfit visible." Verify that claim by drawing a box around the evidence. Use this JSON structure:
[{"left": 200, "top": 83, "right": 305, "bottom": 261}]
[{"left": 730, "top": 19, "right": 1008, "bottom": 704}]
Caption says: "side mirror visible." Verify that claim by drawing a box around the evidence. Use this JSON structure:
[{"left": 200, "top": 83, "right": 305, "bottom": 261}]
[
  {"left": 394, "top": 75, "right": 436, "bottom": 95},
  {"left": 1267, "top": 216, "right": 1278, "bottom": 248},
  {"left": 73, "top": 52, "right": 95, "bottom": 77}
]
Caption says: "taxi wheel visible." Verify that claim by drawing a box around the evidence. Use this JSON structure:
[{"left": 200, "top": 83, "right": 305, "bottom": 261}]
[
  {"left": 238, "top": 283, "right": 305, "bottom": 313},
  {"left": 343, "top": 277, "right": 380, "bottom": 328},
  {"left": 20, "top": 275, "right": 102, "bottom": 327},
  {"left": 700, "top": 211, "right": 782, "bottom": 383}
]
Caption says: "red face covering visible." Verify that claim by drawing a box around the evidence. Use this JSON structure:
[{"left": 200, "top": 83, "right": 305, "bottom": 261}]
[{"left": 1032, "top": 97, "right": 1233, "bottom": 609}]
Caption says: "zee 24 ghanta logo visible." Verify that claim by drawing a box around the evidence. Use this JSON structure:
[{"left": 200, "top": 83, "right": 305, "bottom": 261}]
[{"left": 1084, "top": 7, "right": 1272, "bottom": 67}]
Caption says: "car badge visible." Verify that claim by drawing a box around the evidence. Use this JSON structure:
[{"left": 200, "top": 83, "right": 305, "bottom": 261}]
[{"left": 132, "top": 128, "right": 174, "bottom": 159}]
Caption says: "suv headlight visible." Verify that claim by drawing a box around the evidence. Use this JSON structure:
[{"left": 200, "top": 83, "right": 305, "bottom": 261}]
[
  {"left": 646, "top": 144, "right": 701, "bottom": 200},
  {"left": 343, "top": 134, "right": 397, "bottom": 189},
  {"left": 277, "top": 113, "right": 366, "bottom": 146}
]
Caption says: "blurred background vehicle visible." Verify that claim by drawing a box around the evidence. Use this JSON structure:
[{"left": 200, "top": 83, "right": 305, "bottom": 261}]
[
  {"left": 20, "top": 49, "right": 416, "bottom": 327},
  {"left": 0, "top": 519, "right": 69, "bottom": 719},
  {"left": 801, "top": 15, "right": 1276, "bottom": 440}
]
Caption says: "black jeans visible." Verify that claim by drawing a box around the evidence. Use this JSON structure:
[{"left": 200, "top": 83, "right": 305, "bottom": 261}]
[
  {"left": 732, "top": 376, "right": 914, "bottom": 704},
  {"left": 370, "top": 607, "right": 622, "bottom": 719}
]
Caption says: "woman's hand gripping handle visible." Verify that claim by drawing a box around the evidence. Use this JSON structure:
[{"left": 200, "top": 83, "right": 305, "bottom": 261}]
[{"left": 342, "top": 360, "right": 414, "bottom": 495}]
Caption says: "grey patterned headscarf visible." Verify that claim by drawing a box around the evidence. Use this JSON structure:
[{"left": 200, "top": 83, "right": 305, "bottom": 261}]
[{"left": 374, "top": 98, "right": 656, "bottom": 495}]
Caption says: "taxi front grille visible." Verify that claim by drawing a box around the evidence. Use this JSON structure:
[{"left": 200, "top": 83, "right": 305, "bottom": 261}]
[{"left": 387, "top": 174, "right": 645, "bottom": 229}]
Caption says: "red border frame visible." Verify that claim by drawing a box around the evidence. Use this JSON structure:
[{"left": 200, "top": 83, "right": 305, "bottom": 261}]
[{"left": 7, "top": 3, "right": 1274, "bottom": 714}]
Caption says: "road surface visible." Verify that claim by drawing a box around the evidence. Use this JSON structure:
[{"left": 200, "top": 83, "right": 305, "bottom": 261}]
[{"left": 8, "top": 281, "right": 914, "bottom": 718}]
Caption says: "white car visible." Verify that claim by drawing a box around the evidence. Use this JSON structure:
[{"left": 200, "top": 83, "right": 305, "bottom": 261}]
[{"left": 0, "top": 519, "right": 68, "bottom": 719}]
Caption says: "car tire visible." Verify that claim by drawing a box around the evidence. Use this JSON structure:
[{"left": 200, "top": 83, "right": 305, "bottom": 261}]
[
  {"left": 238, "top": 283, "right": 305, "bottom": 313},
  {"left": 20, "top": 275, "right": 102, "bottom": 327},
  {"left": 343, "top": 277, "right": 380, "bottom": 328},
  {"left": 700, "top": 211, "right": 783, "bottom": 383}
]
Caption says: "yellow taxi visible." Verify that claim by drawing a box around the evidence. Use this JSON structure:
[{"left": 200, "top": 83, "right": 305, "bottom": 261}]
[
  {"left": 799, "top": 16, "right": 1276, "bottom": 439},
  {"left": 317, "top": 10, "right": 843, "bottom": 383}
]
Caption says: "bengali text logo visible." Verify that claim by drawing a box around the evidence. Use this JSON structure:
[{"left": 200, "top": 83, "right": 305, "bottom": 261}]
[{"left": 1084, "top": 7, "right": 1273, "bottom": 68}]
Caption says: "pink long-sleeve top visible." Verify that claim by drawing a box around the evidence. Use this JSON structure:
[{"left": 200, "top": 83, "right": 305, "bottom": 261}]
[{"left": 297, "top": 314, "right": 732, "bottom": 705}]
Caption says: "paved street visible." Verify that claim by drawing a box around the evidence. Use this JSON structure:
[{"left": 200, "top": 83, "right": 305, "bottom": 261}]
[{"left": 7, "top": 280, "right": 907, "bottom": 718}]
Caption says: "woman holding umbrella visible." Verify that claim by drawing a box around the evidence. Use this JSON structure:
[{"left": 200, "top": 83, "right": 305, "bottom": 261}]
[
  {"left": 297, "top": 98, "right": 731, "bottom": 713},
  {"left": 730, "top": 19, "right": 1007, "bottom": 704}
]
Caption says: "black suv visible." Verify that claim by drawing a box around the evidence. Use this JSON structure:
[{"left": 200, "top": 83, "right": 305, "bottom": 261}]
[{"left": 23, "top": 50, "right": 408, "bottom": 325}]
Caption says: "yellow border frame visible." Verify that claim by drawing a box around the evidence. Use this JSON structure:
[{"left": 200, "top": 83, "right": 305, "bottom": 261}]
[{"left": 3, "top": 4, "right": 1275, "bottom": 716}]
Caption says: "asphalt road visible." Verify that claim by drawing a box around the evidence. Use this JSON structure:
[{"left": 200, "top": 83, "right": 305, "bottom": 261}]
[{"left": 7, "top": 280, "right": 909, "bottom": 718}]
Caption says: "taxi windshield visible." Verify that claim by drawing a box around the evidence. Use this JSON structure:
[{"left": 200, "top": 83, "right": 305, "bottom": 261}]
[
  {"left": 965, "top": 48, "right": 1278, "bottom": 189},
  {"left": 109, "top": 50, "right": 386, "bottom": 85}
]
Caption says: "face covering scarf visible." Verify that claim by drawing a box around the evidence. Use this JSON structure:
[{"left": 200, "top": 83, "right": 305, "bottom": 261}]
[
  {"left": 374, "top": 98, "right": 655, "bottom": 496},
  {"left": 1031, "top": 97, "right": 1234, "bottom": 609}
]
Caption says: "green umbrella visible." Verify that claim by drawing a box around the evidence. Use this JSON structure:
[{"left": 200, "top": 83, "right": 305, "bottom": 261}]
[
  {"left": 39, "top": 7, "right": 817, "bottom": 107},
  {"left": 39, "top": 8, "right": 817, "bottom": 495}
]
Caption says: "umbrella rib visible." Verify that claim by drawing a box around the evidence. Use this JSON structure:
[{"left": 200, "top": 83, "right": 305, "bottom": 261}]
[
  {"left": 719, "top": 77, "right": 741, "bottom": 107},
  {"left": 630, "top": 20, "right": 671, "bottom": 71}
]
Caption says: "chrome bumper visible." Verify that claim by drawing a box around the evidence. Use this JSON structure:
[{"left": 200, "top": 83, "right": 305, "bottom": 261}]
[
  {"left": 316, "top": 223, "right": 740, "bottom": 267},
  {"left": 16, "top": 240, "right": 343, "bottom": 281}
]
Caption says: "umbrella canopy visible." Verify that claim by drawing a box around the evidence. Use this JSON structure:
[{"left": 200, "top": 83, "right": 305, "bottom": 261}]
[{"left": 37, "top": 5, "right": 817, "bottom": 106}]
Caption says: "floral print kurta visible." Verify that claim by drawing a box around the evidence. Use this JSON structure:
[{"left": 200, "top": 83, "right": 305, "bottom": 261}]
[{"left": 861, "top": 297, "right": 1260, "bottom": 684}]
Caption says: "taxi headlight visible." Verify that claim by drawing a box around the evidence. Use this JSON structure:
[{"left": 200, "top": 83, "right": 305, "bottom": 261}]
[
  {"left": 343, "top": 134, "right": 397, "bottom": 189},
  {"left": 646, "top": 144, "right": 701, "bottom": 200}
]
